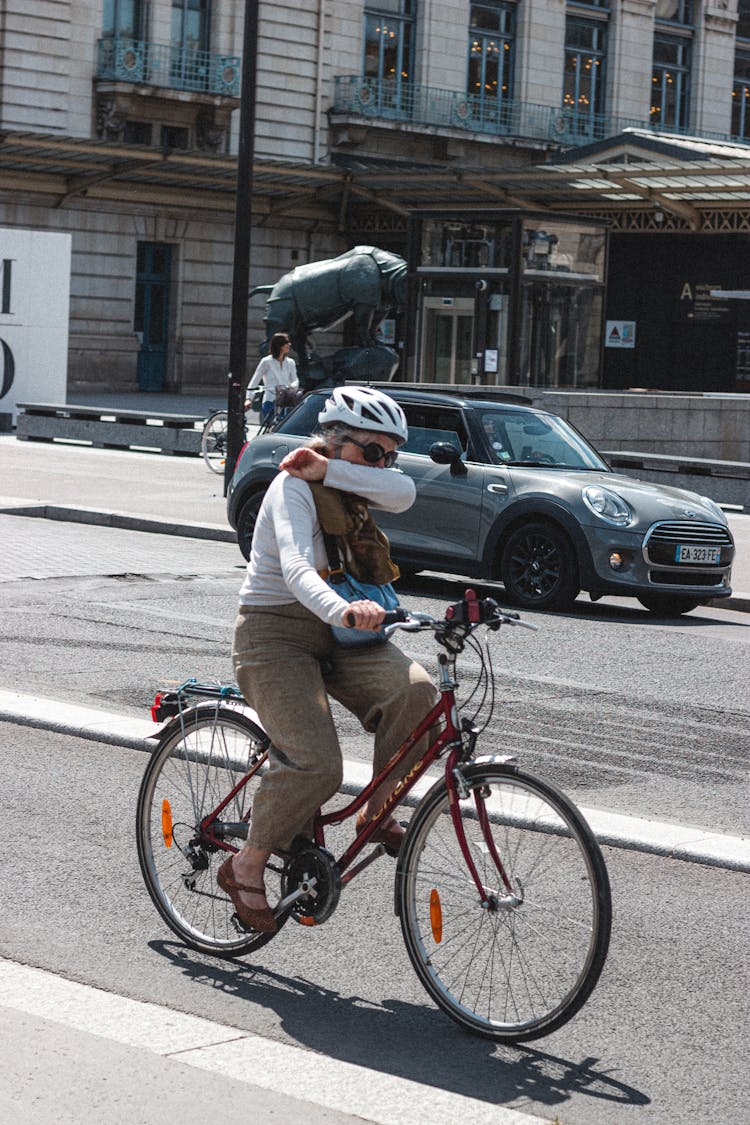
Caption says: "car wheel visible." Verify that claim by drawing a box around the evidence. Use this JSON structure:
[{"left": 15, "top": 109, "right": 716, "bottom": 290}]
[
  {"left": 500, "top": 521, "right": 580, "bottom": 611},
  {"left": 637, "top": 594, "right": 702, "bottom": 617},
  {"left": 236, "top": 491, "right": 266, "bottom": 561}
]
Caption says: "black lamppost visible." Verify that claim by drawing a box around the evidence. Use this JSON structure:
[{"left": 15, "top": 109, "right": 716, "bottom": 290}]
[{"left": 224, "top": 0, "right": 259, "bottom": 495}]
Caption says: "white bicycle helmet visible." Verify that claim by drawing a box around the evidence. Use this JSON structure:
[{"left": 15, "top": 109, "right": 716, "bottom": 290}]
[{"left": 317, "top": 386, "right": 408, "bottom": 444}]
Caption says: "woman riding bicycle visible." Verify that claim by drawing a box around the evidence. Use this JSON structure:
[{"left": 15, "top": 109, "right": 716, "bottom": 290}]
[
  {"left": 222, "top": 386, "right": 437, "bottom": 932},
  {"left": 246, "top": 332, "right": 299, "bottom": 424}
]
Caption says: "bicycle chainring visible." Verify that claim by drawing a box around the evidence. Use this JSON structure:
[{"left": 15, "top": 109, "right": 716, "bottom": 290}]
[{"left": 281, "top": 844, "right": 341, "bottom": 925}]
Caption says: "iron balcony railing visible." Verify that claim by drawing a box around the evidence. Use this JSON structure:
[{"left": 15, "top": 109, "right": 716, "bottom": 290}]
[
  {"left": 96, "top": 37, "right": 241, "bottom": 97},
  {"left": 333, "top": 75, "right": 734, "bottom": 147}
]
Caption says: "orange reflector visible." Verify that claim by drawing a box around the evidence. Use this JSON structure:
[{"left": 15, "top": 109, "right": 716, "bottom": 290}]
[
  {"left": 297, "top": 915, "right": 316, "bottom": 927},
  {"left": 161, "top": 799, "right": 173, "bottom": 848},
  {"left": 429, "top": 888, "right": 443, "bottom": 943}
]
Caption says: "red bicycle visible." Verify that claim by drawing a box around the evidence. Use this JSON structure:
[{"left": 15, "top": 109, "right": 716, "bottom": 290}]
[{"left": 136, "top": 591, "right": 611, "bottom": 1042}]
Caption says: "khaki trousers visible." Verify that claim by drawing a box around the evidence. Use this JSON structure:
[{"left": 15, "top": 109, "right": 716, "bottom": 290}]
[{"left": 232, "top": 602, "right": 437, "bottom": 851}]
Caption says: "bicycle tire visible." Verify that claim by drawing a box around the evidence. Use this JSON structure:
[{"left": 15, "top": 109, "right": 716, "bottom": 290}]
[
  {"left": 201, "top": 411, "right": 228, "bottom": 474},
  {"left": 136, "top": 706, "right": 288, "bottom": 956},
  {"left": 396, "top": 762, "right": 611, "bottom": 1042}
]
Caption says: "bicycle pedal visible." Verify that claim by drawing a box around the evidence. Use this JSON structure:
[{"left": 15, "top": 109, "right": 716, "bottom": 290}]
[{"left": 230, "top": 911, "right": 254, "bottom": 935}]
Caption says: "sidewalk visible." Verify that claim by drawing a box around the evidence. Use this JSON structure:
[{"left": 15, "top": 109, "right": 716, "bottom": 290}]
[{"left": 1, "top": 959, "right": 543, "bottom": 1125}]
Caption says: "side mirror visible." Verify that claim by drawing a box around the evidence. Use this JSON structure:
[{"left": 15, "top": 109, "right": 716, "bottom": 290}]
[{"left": 429, "top": 442, "right": 467, "bottom": 475}]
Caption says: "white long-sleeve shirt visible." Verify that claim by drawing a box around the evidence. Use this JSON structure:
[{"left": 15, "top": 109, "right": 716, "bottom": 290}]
[
  {"left": 238, "top": 460, "right": 415, "bottom": 625},
  {"left": 247, "top": 355, "right": 298, "bottom": 405}
]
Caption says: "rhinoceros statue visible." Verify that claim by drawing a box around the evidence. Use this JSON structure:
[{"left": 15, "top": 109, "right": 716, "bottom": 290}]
[{"left": 259, "top": 245, "right": 407, "bottom": 359}]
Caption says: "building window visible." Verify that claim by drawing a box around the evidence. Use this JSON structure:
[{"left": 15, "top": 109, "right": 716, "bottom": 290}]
[
  {"left": 651, "top": 2, "right": 693, "bottom": 131},
  {"left": 161, "top": 124, "right": 190, "bottom": 149},
  {"left": 733, "top": 2, "right": 750, "bottom": 139},
  {"left": 739, "top": 0, "right": 750, "bottom": 39},
  {"left": 654, "top": 0, "right": 692, "bottom": 26},
  {"left": 563, "top": 16, "right": 607, "bottom": 136},
  {"left": 363, "top": 0, "right": 415, "bottom": 112},
  {"left": 651, "top": 36, "right": 691, "bottom": 129},
  {"left": 733, "top": 51, "right": 750, "bottom": 139},
  {"left": 103, "top": 0, "right": 143, "bottom": 39},
  {"left": 467, "top": 2, "right": 515, "bottom": 128},
  {"left": 170, "top": 0, "right": 210, "bottom": 90},
  {"left": 171, "top": 0, "right": 210, "bottom": 53},
  {"left": 124, "top": 120, "right": 152, "bottom": 144}
]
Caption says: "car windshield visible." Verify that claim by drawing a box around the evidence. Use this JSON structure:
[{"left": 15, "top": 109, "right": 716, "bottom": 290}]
[{"left": 479, "top": 408, "right": 608, "bottom": 470}]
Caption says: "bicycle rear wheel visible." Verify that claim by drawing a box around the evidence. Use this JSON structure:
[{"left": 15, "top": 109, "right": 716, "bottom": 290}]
[
  {"left": 201, "top": 411, "right": 228, "bottom": 474},
  {"left": 136, "top": 706, "right": 287, "bottom": 956},
  {"left": 397, "top": 763, "right": 611, "bottom": 1042}
]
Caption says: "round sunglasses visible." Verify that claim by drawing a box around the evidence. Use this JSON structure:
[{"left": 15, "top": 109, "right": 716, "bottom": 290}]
[{"left": 345, "top": 435, "right": 399, "bottom": 468}]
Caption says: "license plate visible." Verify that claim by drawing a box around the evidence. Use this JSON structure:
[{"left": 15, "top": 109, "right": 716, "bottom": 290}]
[{"left": 675, "top": 544, "right": 721, "bottom": 564}]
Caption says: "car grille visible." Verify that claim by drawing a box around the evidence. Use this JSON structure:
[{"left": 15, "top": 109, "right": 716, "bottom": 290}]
[
  {"left": 643, "top": 520, "right": 734, "bottom": 585},
  {"left": 646, "top": 521, "right": 734, "bottom": 547}
]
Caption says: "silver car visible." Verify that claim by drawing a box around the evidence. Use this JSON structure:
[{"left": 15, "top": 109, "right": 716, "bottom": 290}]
[{"left": 227, "top": 387, "right": 734, "bottom": 616}]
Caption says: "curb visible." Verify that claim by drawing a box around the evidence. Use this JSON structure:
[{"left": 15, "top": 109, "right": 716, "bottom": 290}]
[
  {"left": 0, "top": 502, "right": 236, "bottom": 543},
  {"left": 2, "top": 502, "right": 749, "bottom": 612},
  {"left": 1, "top": 689, "right": 748, "bottom": 873}
]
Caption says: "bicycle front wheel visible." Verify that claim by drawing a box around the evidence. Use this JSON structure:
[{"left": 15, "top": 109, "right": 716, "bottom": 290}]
[
  {"left": 397, "top": 763, "right": 611, "bottom": 1042},
  {"left": 201, "top": 411, "right": 228, "bottom": 474},
  {"left": 136, "top": 706, "right": 286, "bottom": 956}
]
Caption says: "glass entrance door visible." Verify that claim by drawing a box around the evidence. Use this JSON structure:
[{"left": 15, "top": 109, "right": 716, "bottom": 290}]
[
  {"left": 421, "top": 299, "right": 474, "bottom": 383},
  {"left": 519, "top": 282, "right": 601, "bottom": 387}
]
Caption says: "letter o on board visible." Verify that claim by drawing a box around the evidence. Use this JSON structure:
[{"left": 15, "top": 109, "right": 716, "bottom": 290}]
[{"left": 0, "top": 338, "right": 15, "bottom": 399}]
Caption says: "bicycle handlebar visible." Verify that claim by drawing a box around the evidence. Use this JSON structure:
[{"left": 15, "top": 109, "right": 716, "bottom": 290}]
[{"left": 343, "top": 595, "right": 538, "bottom": 635}]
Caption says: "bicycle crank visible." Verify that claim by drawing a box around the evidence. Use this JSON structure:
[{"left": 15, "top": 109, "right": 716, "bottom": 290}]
[{"left": 281, "top": 843, "right": 341, "bottom": 925}]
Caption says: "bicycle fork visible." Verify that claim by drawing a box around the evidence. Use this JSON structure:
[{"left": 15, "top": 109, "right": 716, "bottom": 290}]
[{"left": 445, "top": 747, "right": 523, "bottom": 912}]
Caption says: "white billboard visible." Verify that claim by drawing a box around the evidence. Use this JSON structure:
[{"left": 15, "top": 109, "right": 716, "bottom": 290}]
[{"left": 0, "top": 228, "right": 72, "bottom": 423}]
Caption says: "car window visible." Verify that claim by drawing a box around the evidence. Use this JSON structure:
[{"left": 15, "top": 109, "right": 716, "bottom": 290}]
[
  {"left": 401, "top": 404, "right": 468, "bottom": 456},
  {"left": 479, "top": 408, "right": 607, "bottom": 469}
]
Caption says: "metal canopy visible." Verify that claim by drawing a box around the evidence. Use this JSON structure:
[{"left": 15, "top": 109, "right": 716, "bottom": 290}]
[{"left": 1, "top": 127, "right": 749, "bottom": 228}]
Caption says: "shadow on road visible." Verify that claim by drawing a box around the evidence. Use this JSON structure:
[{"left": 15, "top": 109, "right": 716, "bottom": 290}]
[{"left": 151, "top": 939, "right": 650, "bottom": 1116}]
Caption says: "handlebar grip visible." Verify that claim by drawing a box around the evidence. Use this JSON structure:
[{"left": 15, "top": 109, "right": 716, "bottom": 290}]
[{"left": 344, "top": 607, "right": 409, "bottom": 628}]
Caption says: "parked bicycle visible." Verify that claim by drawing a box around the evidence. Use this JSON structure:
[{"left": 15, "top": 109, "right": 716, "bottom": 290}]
[
  {"left": 136, "top": 591, "right": 611, "bottom": 1042},
  {"left": 200, "top": 408, "right": 230, "bottom": 475}
]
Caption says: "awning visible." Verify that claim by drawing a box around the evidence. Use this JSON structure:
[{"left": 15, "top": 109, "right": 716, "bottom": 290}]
[{"left": 1, "top": 127, "right": 749, "bottom": 230}]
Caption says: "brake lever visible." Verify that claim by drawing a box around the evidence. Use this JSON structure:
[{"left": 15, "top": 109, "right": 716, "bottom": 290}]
[{"left": 512, "top": 618, "right": 540, "bottom": 631}]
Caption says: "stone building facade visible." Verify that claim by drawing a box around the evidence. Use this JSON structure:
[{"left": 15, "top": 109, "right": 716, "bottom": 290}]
[{"left": 0, "top": 1, "right": 747, "bottom": 397}]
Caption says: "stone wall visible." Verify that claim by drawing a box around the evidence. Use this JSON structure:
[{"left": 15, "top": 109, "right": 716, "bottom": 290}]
[{"left": 537, "top": 391, "right": 750, "bottom": 463}]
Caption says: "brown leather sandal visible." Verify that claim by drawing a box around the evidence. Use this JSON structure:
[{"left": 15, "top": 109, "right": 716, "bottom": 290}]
[
  {"left": 216, "top": 856, "right": 277, "bottom": 933},
  {"left": 355, "top": 810, "right": 405, "bottom": 854}
]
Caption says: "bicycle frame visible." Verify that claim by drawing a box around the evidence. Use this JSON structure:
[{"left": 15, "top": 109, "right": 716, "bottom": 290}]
[{"left": 192, "top": 649, "right": 514, "bottom": 909}]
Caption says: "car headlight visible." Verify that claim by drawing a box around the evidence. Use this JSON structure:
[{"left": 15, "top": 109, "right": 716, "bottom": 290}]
[
  {"left": 582, "top": 485, "right": 633, "bottom": 526},
  {"left": 700, "top": 495, "right": 726, "bottom": 524}
]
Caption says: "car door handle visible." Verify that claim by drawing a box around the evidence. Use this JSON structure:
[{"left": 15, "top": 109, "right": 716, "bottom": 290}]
[{"left": 487, "top": 483, "right": 508, "bottom": 495}]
